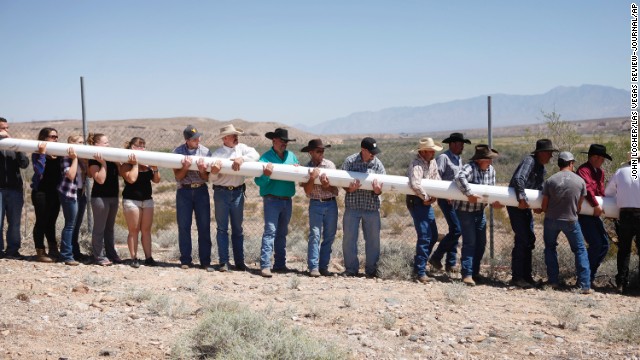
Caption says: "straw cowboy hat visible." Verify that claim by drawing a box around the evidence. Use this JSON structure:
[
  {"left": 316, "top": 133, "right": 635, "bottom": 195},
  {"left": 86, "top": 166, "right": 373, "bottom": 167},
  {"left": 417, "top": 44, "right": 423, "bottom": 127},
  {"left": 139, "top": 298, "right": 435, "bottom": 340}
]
[
  {"left": 470, "top": 144, "right": 499, "bottom": 161},
  {"left": 218, "top": 124, "right": 244, "bottom": 138},
  {"left": 414, "top": 137, "right": 443, "bottom": 152},
  {"left": 265, "top": 128, "right": 296, "bottom": 142},
  {"left": 442, "top": 132, "right": 471, "bottom": 144},
  {"left": 531, "top": 139, "right": 559, "bottom": 153},
  {"left": 301, "top": 139, "right": 331, "bottom": 152},
  {"left": 581, "top": 144, "right": 612, "bottom": 161}
]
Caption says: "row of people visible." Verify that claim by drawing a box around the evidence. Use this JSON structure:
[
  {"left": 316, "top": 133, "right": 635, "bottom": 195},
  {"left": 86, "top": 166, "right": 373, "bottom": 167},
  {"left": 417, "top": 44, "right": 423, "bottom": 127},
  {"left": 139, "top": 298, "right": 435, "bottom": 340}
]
[{"left": 2, "top": 118, "right": 638, "bottom": 294}]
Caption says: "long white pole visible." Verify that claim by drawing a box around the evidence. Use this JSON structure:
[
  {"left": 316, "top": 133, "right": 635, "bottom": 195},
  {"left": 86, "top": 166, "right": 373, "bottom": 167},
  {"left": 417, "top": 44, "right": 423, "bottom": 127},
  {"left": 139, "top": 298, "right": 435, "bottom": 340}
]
[{"left": 0, "top": 138, "right": 619, "bottom": 218}]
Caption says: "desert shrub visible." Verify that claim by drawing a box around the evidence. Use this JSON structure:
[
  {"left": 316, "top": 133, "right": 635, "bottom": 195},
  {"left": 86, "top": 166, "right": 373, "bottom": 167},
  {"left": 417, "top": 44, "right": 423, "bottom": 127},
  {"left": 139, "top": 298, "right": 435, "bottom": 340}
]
[
  {"left": 171, "top": 300, "right": 347, "bottom": 359},
  {"left": 381, "top": 312, "right": 396, "bottom": 330},
  {"left": 377, "top": 238, "right": 414, "bottom": 280},
  {"left": 549, "top": 299, "right": 586, "bottom": 331},
  {"left": 148, "top": 294, "right": 190, "bottom": 319},
  {"left": 122, "top": 288, "right": 154, "bottom": 302},
  {"left": 288, "top": 276, "right": 301, "bottom": 290},
  {"left": 153, "top": 208, "right": 178, "bottom": 235},
  {"left": 601, "top": 309, "right": 640, "bottom": 344},
  {"left": 82, "top": 274, "right": 112, "bottom": 287},
  {"left": 442, "top": 282, "right": 468, "bottom": 305}
]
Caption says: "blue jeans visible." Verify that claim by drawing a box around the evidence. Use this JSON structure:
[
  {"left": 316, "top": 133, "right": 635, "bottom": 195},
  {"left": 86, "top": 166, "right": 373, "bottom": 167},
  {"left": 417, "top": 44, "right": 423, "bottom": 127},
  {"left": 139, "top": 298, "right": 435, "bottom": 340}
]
[
  {"left": 543, "top": 218, "right": 591, "bottom": 289},
  {"left": 59, "top": 194, "right": 78, "bottom": 262},
  {"left": 307, "top": 199, "right": 338, "bottom": 271},
  {"left": 176, "top": 186, "right": 212, "bottom": 266},
  {"left": 457, "top": 210, "right": 487, "bottom": 278},
  {"left": 342, "top": 208, "right": 381, "bottom": 276},
  {"left": 578, "top": 214, "right": 610, "bottom": 282},
  {"left": 0, "top": 188, "right": 24, "bottom": 255},
  {"left": 406, "top": 196, "right": 436, "bottom": 276},
  {"left": 72, "top": 192, "right": 87, "bottom": 258},
  {"left": 507, "top": 206, "right": 536, "bottom": 281},
  {"left": 430, "top": 198, "right": 460, "bottom": 267},
  {"left": 260, "top": 196, "right": 292, "bottom": 269},
  {"left": 214, "top": 187, "right": 245, "bottom": 266}
]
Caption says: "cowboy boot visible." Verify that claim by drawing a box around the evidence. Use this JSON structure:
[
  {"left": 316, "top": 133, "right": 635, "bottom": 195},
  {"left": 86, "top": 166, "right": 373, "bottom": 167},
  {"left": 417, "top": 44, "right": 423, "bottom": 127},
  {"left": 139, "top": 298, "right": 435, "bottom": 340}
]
[{"left": 36, "top": 249, "right": 53, "bottom": 263}]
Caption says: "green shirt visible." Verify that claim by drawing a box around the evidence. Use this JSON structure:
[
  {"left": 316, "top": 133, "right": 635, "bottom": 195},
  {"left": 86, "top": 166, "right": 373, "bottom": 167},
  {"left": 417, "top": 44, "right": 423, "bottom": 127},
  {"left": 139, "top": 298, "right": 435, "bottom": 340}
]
[{"left": 254, "top": 147, "right": 299, "bottom": 197}]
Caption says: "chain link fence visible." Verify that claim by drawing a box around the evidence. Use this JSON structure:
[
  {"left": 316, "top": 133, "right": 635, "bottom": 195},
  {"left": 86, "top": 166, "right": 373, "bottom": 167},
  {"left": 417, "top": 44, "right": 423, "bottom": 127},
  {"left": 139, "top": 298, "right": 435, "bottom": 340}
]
[{"left": 5, "top": 120, "right": 633, "bottom": 285}]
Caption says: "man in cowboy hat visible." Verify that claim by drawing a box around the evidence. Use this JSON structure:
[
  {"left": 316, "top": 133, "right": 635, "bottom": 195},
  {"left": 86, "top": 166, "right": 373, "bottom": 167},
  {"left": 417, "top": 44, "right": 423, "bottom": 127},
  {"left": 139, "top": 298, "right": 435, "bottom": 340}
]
[
  {"left": 507, "top": 139, "right": 558, "bottom": 288},
  {"left": 454, "top": 145, "right": 503, "bottom": 286},
  {"left": 173, "top": 125, "right": 213, "bottom": 271},
  {"left": 406, "top": 138, "right": 442, "bottom": 283},
  {"left": 341, "top": 137, "right": 385, "bottom": 278},
  {"left": 254, "top": 128, "right": 299, "bottom": 277},
  {"left": 577, "top": 144, "right": 613, "bottom": 288},
  {"left": 209, "top": 124, "right": 260, "bottom": 272},
  {"left": 430, "top": 132, "right": 471, "bottom": 274},
  {"left": 300, "top": 139, "right": 339, "bottom": 277},
  {"left": 541, "top": 151, "right": 592, "bottom": 294},
  {"left": 605, "top": 151, "right": 640, "bottom": 293}
]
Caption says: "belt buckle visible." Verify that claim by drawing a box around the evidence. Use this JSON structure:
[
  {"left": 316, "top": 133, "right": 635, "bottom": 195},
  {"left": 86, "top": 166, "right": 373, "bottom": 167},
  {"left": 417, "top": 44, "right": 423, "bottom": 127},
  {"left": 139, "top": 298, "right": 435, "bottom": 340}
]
[
  {"left": 227, "top": 186, "right": 234, "bottom": 190},
  {"left": 191, "top": 183, "right": 201, "bottom": 188}
]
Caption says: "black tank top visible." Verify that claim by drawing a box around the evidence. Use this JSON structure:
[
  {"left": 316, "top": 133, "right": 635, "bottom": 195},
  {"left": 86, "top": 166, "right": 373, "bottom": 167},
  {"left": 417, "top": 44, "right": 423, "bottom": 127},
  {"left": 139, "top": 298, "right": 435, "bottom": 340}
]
[
  {"left": 89, "top": 160, "right": 119, "bottom": 198},
  {"left": 122, "top": 169, "right": 153, "bottom": 201}
]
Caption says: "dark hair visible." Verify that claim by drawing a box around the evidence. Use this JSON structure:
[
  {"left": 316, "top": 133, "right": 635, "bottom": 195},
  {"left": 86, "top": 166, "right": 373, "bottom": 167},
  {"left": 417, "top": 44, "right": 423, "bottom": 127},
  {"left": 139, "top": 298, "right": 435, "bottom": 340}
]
[
  {"left": 124, "top": 137, "right": 145, "bottom": 149},
  {"left": 558, "top": 158, "right": 573, "bottom": 168},
  {"left": 37, "top": 127, "right": 57, "bottom": 141},
  {"left": 86, "top": 133, "right": 106, "bottom": 146},
  {"left": 0, "top": 117, "right": 7, "bottom": 123}
]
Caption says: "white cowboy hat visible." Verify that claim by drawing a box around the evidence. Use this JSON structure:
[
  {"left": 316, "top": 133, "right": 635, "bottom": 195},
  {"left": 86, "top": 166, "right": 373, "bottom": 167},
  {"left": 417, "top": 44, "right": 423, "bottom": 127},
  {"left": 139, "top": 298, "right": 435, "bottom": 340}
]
[
  {"left": 218, "top": 124, "right": 244, "bottom": 138},
  {"left": 415, "top": 137, "right": 443, "bottom": 152}
]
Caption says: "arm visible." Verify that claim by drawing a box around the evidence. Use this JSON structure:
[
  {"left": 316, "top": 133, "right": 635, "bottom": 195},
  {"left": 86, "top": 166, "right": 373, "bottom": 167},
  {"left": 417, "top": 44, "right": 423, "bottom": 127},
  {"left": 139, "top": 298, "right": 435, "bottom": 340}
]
[
  {"left": 16, "top": 152, "right": 29, "bottom": 169},
  {"left": 173, "top": 156, "right": 193, "bottom": 181},
  {"left": 541, "top": 195, "right": 549, "bottom": 212},
  {"left": 63, "top": 147, "right": 78, "bottom": 181},
  {"left": 455, "top": 164, "right": 482, "bottom": 203},
  {"left": 577, "top": 165, "right": 602, "bottom": 214},
  {"left": 89, "top": 154, "right": 107, "bottom": 184},
  {"left": 511, "top": 157, "right": 534, "bottom": 207},
  {"left": 303, "top": 167, "right": 320, "bottom": 195}
]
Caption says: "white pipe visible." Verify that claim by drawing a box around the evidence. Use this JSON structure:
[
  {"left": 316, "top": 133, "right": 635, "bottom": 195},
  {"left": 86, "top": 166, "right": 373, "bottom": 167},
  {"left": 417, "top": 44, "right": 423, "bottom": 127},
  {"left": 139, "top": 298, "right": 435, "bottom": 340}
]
[{"left": 0, "top": 138, "right": 619, "bottom": 218}]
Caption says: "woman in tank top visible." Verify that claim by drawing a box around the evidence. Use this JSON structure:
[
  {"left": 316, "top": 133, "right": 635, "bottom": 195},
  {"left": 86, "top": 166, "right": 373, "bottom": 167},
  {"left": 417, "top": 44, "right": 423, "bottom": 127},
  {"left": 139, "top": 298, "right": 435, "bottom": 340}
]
[{"left": 119, "top": 137, "right": 160, "bottom": 268}]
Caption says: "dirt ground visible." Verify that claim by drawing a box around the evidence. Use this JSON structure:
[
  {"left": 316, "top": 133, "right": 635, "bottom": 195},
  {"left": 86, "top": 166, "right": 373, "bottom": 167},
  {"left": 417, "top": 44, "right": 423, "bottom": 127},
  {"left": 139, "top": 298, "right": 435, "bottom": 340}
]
[{"left": 2, "top": 245, "right": 640, "bottom": 360}]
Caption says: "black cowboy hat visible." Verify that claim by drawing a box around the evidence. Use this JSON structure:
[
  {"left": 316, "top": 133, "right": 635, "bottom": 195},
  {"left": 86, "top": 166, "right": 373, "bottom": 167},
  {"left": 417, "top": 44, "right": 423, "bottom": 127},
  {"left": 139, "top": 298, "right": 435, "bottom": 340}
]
[
  {"left": 265, "top": 128, "right": 296, "bottom": 142},
  {"left": 301, "top": 138, "right": 331, "bottom": 152},
  {"left": 442, "top": 132, "right": 471, "bottom": 144},
  {"left": 470, "top": 144, "right": 499, "bottom": 161},
  {"left": 581, "top": 144, "right": 612, "bottom": 161},
  {"left": 532, "top": 139, "right": 559, "bottom": 153}
]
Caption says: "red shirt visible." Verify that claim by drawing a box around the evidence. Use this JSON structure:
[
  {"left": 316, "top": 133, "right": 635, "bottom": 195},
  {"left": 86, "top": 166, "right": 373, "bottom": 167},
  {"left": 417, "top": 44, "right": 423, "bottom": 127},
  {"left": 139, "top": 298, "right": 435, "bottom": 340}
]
[{"left": 577, "top": 162, "right": 605, "bottom": 208}]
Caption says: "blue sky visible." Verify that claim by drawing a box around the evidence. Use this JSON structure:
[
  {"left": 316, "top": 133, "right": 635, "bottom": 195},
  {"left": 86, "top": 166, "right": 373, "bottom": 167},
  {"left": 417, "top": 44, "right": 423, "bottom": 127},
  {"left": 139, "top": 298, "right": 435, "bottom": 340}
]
[{"left": 0, "top": 1, "right": 629, "bottom": 126}]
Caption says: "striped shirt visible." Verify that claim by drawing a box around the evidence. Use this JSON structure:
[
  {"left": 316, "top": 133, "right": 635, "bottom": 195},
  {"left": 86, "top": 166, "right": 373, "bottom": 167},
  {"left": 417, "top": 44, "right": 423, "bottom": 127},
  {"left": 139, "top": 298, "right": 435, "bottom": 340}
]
[
  {"left": 172, "top": 143, "right": 212, "bottom": 186},
  {"left": 303, "top": 158, "right": 339, "bottom": 200},
  {"left": 342, "top": 152, "right": 386, "bottom": 211},
  {"left": 407, "top": 155, "right": 441, "bottom": 201},
  {"left": 454, "top": 161, "right": 496, "bottom": 212},
  {"left": 509, "top": 154, "right": 546, "bottom": 202}
]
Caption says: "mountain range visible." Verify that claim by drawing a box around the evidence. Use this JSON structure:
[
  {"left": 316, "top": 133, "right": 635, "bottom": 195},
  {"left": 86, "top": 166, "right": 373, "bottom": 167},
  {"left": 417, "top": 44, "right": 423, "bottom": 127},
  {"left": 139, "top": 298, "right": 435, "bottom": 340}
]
[{"left": 297, "top": 85, "right": 629, "bottom": 135}]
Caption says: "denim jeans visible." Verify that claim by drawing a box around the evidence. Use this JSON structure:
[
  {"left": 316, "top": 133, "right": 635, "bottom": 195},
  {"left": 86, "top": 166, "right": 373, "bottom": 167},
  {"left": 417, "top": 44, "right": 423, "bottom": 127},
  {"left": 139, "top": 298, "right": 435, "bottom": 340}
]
[
  {"left": 58, "top": 194, "right": 78, "bottom": 262},
  {"left": 615, "top": 209, "right": 640, "bottom": 286},
  {"left": 430, "top": 198, "right": 461, "bottom": 267},
  {"left": 260, "top": 196, "right": 292, "bottom": 269},
  {"left": 457, "top": 209, "right": 487, "bottom": 278},
  {"left": 32, "top": 190, "right": 61, "bottom": 250},
  {"left": 91, "top": 197, "right": 119, "bottom": 261},
  {"left": 578, "top": 214, "right": 610, "bottom": 282},
  {"left": 342, "top": 208, "right": 381, "bottom": 276},
  {"left": 507, "top": 206, "right": 536, "bottom": 281},
  {"left": 406, "top": 196, "right": 436, "bottom": 276},
  {"left": 176, "top": 186, "right": 212, "bottom": 266},
  {"left": 0, "top": 188, "right": 24, "bottom": 255},
  {"left": 72, "top": 192, "right": 87, "bottom": 258},
  {"left": 543, "top": 218, "right": 591, "bottom": 289},
  {"left": 307, "top": 199, "right": 338, "bottom": 271},
  {"left": 214, "top": 187, "right": 245, "bottom": 266}
]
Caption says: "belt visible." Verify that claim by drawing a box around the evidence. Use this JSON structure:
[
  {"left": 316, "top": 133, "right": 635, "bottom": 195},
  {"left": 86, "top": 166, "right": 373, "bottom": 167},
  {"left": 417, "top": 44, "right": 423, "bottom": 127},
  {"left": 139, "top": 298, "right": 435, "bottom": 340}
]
[
  {"left": 620, "top": 208, "right": 640, "bottom": 213},
  {"left": 264, "top": 194, "right": 291, "bottom": 200},
  {"left": 214, "top": 184, "right": 246, "bottom": 191},
  {"left": 311, "top": 197, "right": 336, "bottom": 202},
  {"left": 180, "top": 183, "right": 206, "bottom": 189}
]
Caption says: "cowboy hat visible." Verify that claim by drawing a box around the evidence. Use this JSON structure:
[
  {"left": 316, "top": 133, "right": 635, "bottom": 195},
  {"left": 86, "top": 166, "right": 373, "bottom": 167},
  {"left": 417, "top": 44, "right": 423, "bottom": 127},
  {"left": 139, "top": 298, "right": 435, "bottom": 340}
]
[
  {"left": 414, "top": 137, "right": 443, "bottom": 152},
  {"left": 470, "top": 144, "right": 499, "bottom": 161},
  {"left": 301, "top": 138, "right": 331, "bottom": 152},
  {"left": 218, "top": 124, "right": 244, "bottom": 138},
  {"left": 581, "top": 144, "right": 612, "bottom": 161},
  {"left": 265, "top": 128, "right": 296, "bottom": 142},
  {"left": 532, "top": 139, "right": 559, "bottom": 153},
  {"left": 442, "top": 132, "right": 471, "bottom": 144}
]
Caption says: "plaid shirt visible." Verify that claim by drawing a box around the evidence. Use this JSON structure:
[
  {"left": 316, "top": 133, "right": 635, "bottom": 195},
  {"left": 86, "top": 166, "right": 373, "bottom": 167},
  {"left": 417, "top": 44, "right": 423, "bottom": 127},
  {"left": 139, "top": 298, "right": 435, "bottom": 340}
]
[
  {"left": 303, "top": 158, "right": 339, "bottom": 199},
  {"left": 407, "top": 155, "right": 441, "bottom": 200},
  {"left": 454, "top": 161, "right": 496, "bottom": 212},
  {"left": 342, "top": 152, "right": 386, "bottom": 211},
  {"left": 436, "top": 149, "right": 463, "bottom": 181},
  {"left": 509, "top": 154, "right": 546, "bottom": 202},
  {"left": 172, "top": 143, "right": 212, "bottom": 186},
  {"left": 57, "top": 157, "right": 79, "bottom": 199}
]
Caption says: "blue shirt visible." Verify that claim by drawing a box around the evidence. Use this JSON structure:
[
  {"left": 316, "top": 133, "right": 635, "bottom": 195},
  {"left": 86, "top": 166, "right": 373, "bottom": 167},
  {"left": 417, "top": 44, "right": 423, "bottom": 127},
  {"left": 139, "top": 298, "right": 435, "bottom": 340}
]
[
  {"left": 254, "top": 147, "right": 299, "bottom": 197},
  {"left": 509, "top": 154, "right": 546, "bottom": 202}
]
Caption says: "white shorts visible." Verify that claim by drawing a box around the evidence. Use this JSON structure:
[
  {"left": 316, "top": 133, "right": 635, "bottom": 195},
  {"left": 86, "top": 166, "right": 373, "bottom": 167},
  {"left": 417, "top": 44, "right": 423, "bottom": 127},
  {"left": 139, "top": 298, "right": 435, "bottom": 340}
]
[{"left": 122, "top": 198, "right": 155, "bottom": 210}]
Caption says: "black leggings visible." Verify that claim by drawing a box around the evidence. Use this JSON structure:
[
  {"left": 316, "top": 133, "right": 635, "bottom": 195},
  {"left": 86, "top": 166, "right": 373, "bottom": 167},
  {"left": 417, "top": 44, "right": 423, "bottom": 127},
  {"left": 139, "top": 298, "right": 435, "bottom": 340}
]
[{"left": 31, "top": 190, "right": 61, "bottom": 250}]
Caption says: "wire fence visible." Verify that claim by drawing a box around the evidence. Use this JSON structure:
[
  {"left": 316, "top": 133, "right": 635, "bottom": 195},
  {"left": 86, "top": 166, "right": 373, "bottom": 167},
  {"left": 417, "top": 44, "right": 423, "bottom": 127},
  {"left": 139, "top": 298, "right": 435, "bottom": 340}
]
[{"left": 5, "top": 121, "right": 633, "bottom": 285}]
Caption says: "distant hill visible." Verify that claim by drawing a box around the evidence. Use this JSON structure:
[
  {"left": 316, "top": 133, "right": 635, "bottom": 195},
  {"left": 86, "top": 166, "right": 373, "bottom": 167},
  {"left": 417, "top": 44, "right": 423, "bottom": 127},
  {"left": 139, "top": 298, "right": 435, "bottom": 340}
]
[{"left": 299, "top": 85, "right": 629, "bottom": 135}]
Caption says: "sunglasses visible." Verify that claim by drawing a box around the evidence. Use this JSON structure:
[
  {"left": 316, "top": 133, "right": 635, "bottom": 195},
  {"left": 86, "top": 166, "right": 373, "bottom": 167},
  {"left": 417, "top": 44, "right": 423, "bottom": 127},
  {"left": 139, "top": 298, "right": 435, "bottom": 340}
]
[{"left": 48, "top": 135, "right": 59, "bottom": 139}]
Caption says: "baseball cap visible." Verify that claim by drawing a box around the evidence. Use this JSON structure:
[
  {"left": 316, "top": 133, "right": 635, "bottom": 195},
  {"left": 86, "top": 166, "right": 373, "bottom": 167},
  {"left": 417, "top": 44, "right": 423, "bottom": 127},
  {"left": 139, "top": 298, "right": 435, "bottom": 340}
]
[
  {"left": 361, "top": 137, "right": 381, "bottom": 155},
  {"left": 558, "top": 151, "right": 575, "bottom": 162},
  {"left": 183, "top": 125, "right": 202, "bottom": 140}
]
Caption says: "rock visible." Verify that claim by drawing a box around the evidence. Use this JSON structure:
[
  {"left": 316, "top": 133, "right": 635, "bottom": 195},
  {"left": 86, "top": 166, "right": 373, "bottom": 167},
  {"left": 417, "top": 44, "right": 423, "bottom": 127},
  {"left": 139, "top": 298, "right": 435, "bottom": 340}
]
[
  {"left": 73, "top": 302, "right": 90, "bottom": 311},
  {"left": 99, "top": 348, "right": 118, "bottom": 356},
  {"left": 91, "top": 302, "right": 104, "bottom": 310},
  {"left": 100, "top": 295, "right": 117, "bottom": 303},
  {"left": 1, "top": 330, "right": 10, "bottom": 336},
  {"left": 532, "top": 332, "right": 546, "bottom": 340},
  {"left": 399, "top": 328, "right": 410, "bottom": 336},
  {"left": 347, "top": 329, "right": 363, "bottom": 335},
  {"left": 72, "top": 284, "right": 89, "bottom": 294},
  {"left": 555, "top": 337, "right": 565, "bottom": 343},
  {"left": 469, "top": 335, "right": 486, "bottom": 342},
  {"left": 409, "top": 335, "right": 419, "bottom": 342}
]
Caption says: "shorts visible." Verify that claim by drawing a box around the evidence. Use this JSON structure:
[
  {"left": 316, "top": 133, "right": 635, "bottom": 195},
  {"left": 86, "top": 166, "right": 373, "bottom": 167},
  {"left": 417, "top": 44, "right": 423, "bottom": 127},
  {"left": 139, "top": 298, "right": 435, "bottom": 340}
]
[{"left": 122, "top": 198, "right": 155, "bottom": 210}]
